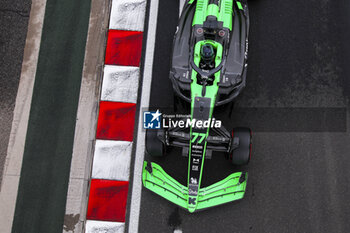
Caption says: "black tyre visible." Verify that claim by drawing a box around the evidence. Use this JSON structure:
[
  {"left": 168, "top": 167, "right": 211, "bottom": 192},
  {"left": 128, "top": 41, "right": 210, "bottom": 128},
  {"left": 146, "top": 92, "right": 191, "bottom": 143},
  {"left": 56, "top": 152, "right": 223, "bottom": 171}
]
[
  {"left": 230, "top": 127, "right": 252, "bottom": 165},
  {"left": 146, "top": 129, "right": 165, "bottom": 157}
]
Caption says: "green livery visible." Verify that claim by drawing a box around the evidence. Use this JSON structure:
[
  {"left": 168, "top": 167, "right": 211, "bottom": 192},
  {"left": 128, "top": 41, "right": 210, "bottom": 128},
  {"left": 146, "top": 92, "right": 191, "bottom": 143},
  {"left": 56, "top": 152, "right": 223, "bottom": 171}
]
[
  {"left": 143, "top": 0, "right": 251, "bottom": 213},
  {"left": 143, "top": 162, "right": 247, "bottom": 212}
]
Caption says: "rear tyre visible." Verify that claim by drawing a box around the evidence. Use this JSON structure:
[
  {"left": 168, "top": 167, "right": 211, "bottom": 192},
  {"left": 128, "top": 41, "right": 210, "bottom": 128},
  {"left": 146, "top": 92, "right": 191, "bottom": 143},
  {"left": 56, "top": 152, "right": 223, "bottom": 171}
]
[
  {"left": 146, "top": 129, "right": 166, "bottom": 157},
  {"left": 230, "top": 127, "right": 251, "bottom": 165}
]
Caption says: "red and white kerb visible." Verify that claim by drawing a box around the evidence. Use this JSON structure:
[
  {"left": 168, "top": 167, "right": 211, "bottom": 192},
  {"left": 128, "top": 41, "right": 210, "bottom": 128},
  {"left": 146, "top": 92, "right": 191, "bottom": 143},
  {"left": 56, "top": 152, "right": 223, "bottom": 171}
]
[{"left": 85, "top": 0, "right": 146, "bottom": 232}]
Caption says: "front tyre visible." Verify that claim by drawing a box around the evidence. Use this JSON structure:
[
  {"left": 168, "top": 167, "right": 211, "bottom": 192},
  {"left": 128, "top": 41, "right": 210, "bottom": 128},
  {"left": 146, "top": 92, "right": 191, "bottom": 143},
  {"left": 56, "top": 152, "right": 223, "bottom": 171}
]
[
  {"left": 146, "top": 129, "right": 166, "bottom": 157},
  {"left": 230, "top": 127, "right": 252, "bottom": 165}
]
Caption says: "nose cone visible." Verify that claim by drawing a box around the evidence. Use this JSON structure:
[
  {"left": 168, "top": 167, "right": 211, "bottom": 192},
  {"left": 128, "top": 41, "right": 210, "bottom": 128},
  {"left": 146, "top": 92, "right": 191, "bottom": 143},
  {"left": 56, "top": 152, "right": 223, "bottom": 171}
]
[{"left": 188, "top": 206, "right": 196, "bottom": 213}]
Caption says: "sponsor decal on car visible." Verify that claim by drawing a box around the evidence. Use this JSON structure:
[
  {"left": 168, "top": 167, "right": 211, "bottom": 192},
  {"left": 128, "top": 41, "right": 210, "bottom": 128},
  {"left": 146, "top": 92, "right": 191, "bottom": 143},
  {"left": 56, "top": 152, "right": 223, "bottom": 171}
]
[
  {"left": 188, "top": 184, "right": 198, "bottom": 197},
  {"left": 190, "top": 177, "right": 198, "bottom": 184},
  {"left": 193, "top": 158, "right": 200, "bottom": 164}
]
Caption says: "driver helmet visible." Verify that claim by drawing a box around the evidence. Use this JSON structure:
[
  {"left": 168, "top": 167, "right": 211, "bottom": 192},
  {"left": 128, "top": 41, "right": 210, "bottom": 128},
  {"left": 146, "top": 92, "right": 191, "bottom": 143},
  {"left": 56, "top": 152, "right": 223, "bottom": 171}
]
[{"left": 200, "top": 43, "right": 215, "bottom": 64}]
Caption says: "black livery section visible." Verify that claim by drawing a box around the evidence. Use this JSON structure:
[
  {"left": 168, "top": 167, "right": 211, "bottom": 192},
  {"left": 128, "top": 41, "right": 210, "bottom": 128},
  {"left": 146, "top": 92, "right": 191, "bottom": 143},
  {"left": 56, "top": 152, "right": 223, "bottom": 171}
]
[{"left": 169, "top": 0, "right": 250, "bottom": 105}]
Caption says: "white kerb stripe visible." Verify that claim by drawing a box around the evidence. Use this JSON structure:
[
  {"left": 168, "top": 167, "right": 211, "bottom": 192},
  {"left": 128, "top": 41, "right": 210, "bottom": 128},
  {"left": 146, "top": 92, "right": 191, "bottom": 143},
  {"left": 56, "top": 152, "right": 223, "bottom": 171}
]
[
  {"left": 101, "top": 65, "right": 140, "bottom": 104},
  {"left": 92, "top": 140, "right": 132, "bottom": 181},
  {"left": 85, "top": 220, "right": 124, "bottom": 233},
  {"left": 128, "top": 0, "right": 159, "bottom": 232},
  {"left": 109, "top": 0, "right": 147, "bottom": 31}
]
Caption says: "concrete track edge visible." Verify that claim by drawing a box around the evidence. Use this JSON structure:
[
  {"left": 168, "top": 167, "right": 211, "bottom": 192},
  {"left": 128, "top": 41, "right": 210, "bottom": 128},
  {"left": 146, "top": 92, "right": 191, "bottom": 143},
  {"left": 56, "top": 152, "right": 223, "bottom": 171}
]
[
  {"left": 0, "top": 0, "right": 47, "bottom": 232},
  {"left": 62, "top": 1, "right": 112, "bottom": 232}
]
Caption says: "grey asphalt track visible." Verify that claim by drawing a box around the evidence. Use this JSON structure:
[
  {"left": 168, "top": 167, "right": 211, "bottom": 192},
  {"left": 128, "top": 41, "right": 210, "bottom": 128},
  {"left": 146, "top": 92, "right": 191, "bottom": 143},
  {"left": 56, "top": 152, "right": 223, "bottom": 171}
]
[
  {"left": 138, "top": 1, "right": 350, "bottom": 233},
  {"left": 0, "top": 0, "right": 31, "bottom": 187}
]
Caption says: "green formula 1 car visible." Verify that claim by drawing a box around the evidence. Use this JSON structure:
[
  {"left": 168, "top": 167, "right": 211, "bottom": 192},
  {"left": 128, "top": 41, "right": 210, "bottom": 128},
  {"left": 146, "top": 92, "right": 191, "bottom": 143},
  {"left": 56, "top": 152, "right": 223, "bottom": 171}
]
[{"left": 143, "top": 0, "right": 251, "bottom": 213}]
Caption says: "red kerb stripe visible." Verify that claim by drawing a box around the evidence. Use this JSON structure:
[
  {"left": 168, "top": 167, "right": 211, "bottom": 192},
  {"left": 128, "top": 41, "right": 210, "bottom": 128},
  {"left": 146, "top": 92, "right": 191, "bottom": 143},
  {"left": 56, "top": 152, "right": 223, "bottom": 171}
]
[
  {"left": 87, "top": 179, "right": 129, "bottom": 222},
  {"left": 96, "top": 101, "right": 136, "bottom": 141},
  {"left": 105, "top": 30, "right": 143, "bottom": 66}
]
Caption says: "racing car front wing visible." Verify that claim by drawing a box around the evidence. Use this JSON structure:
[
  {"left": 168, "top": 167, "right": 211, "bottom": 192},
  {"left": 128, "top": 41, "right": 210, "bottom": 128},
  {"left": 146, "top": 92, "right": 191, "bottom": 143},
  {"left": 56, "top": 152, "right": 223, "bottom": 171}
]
[{"left": 142, "top": 161, "right": 247, "bottom": 212}]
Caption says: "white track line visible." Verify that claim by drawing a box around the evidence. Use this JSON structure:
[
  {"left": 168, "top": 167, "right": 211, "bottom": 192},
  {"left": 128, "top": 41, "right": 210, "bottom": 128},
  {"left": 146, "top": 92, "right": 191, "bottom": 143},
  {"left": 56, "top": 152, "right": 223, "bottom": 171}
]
[
  {"left": 128, "top": 0, "right": 159, "bottom": 232},
  {"left": 0, "top": 0, "right": 47, "bottom": 232},
  {"left": 179, "top": 0, "right": 185, "bottom": 17},
  {"left": 174, "top": 228, "right": 183, "bottom": 233}
]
